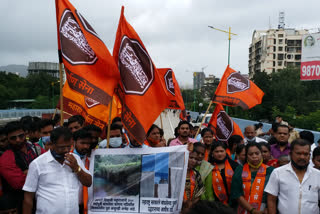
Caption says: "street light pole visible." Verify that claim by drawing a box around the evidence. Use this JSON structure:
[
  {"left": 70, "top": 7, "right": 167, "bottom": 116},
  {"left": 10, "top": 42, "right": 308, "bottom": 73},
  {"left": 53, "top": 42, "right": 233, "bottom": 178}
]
[
  {"left": 193, "top": 72, "right": 196, "bottom": 112},
  {"left": 208, "top": 26, "right": 237, "bottom": 114},
  {"left": 208, "top": 26, "right": 237, "bottom": 65}
]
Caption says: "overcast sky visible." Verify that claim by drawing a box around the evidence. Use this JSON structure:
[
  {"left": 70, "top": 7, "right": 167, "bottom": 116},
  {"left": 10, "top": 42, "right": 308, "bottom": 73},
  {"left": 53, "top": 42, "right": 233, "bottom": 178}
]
[{"left": 1, "top": 0, "right": 319, "bottom": 87}]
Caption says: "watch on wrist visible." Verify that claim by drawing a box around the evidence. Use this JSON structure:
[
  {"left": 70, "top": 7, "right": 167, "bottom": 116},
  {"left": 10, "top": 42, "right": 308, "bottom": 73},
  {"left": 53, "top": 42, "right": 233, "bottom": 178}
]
[{"left": 74, "top": 166, "right": 81, "bottom": 173}]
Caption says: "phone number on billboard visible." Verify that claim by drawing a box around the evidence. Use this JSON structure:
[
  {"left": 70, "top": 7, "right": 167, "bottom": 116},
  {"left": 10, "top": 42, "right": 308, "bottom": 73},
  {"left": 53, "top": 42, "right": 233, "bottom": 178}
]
[{"left": 301, "top": 65, "right": 320, "bottom": 77}]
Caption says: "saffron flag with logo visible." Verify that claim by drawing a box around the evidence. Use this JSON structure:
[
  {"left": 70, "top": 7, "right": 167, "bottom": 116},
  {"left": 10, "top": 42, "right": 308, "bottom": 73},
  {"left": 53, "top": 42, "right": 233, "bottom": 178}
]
[
  {"left": 212, "top": 66, "right": 264, "bottom": 109},
  {"left": 55, "top": 0, "right": 120, "bottom": 107},
  {"left": 113, "top": 6, "right": 170, "bottom": 144},
  {"left": 158, "top": 68, "right": 185, "bottom": 110},
  {"left": 57, "top": 81, "right": 121, "bottom": 131},
  {"left": 208, "top": 104, "right": 243, "bottom": 143}
]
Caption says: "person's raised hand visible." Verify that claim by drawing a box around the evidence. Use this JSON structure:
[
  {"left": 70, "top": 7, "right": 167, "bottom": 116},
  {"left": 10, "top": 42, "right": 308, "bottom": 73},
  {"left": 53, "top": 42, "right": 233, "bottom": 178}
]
[{"left": 64, "top": 153, "right": 79, "bottom": 172}]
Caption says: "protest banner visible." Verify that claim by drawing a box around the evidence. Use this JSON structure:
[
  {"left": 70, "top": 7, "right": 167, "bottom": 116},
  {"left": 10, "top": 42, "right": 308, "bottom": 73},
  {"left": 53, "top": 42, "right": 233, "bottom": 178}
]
[
  {"left": 88, "top": 146, "right": 188, "bottom": 214},
  {"left": 301, "top": 33, "right": 320, "bottom": 80}
]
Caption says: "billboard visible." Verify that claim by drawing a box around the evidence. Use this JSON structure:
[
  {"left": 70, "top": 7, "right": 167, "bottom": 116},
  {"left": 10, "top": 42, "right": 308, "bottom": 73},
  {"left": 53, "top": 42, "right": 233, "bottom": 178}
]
[
  {"left": 301, "top": 33, "right": 320, "bottom": 80},
  {"left": 88, "top": 146, "right": 189, "bottom": 214}
]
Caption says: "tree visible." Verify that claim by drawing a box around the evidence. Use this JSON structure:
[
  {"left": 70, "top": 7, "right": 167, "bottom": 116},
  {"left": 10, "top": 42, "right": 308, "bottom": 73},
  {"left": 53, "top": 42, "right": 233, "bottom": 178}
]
[{"left": 0, "top": 71, "right": 59, "bottom": 109}]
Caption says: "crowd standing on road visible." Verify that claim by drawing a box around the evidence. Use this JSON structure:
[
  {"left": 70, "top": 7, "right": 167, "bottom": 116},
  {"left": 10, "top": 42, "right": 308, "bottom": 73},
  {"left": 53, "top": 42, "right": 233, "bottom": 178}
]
[{"left": 0, "top": 112, "right": 319, "bottom": 214}]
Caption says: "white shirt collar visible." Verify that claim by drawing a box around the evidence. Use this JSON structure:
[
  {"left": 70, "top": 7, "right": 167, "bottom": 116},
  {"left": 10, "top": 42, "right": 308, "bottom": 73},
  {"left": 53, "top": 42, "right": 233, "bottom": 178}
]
[{"left": 285, "top": 162, "right": 313, "bottom": 183}]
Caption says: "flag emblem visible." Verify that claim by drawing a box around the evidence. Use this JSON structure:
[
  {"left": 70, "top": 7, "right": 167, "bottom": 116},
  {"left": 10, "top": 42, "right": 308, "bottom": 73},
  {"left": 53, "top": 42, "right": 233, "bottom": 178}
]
[
  {"left": 227, "top": 72, "right": 250, "bottom": 94},
  {"left": 164, "top": 69, "right": 175, "bottom": 96},
  {"left": 216, "top": 111, "right": 234, "bottom": 141},
  {"left": 59, "top": 10, "right": 97, "bottom": 65},
  {"left": 118, "top": 36, "right": 154, "bottom": 95},
  {"left": 84, "top": 97, "right": 100, "bottom": 108}
]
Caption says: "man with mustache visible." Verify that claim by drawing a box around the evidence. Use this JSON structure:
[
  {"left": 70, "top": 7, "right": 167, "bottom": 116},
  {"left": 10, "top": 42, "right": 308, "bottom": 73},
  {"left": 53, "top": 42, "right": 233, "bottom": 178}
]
[
  {"left": 72, "top": 129, "right": 92, "bottom": 160},
  {"left": 169, "top": 121, "right": 197, "bottom": 146},
  {"left": 72, "top": 128, "right": 92, "bottom": 214},
  {"left": 265, "top": 139, "right": 320, "bottom": 214},
  {"left": 270, "top": 125, "right": 290, "bottom": 159},
  {"left": 22, "top": 127, "right": 92, "bottom": 214},
  {"left": 0, "top": 121, "right": 43, "bottom": 213}
]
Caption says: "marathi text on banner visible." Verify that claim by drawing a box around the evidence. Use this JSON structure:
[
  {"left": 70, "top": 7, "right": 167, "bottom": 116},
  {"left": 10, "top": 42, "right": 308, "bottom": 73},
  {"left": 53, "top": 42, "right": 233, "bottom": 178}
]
[{"left": 88, "top": 146, "right": 188, "bottom": 214}]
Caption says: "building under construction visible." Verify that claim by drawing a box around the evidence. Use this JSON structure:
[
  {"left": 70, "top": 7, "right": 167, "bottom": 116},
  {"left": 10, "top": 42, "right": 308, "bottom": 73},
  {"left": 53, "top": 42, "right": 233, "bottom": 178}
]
[{"left": 27, "top": 62, "right": 60, "bottom": 77}]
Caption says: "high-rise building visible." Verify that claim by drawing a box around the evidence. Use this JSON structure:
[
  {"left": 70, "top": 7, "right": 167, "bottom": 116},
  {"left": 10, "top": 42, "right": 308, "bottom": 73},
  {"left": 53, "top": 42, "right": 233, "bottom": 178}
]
[
  {"left": 248, "top": 28, "right": 308, "bottom": 78},
  {"left": 193, "top": 72, "right": 205, "bottom": 90}
]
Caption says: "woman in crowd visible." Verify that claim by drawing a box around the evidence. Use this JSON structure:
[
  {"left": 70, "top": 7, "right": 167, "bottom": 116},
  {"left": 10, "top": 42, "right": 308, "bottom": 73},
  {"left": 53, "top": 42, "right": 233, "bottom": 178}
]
[
  {"left": 200, "top": 128, "right": 215, "bottom": 161},
  {"left": 208, "top": 141, "right": 239, "bottom": 205},
  {"left": 235, "top": 144, "right": 246, "bottom": 165},
  {"left": 193, "top": 142, "right": 214, "bottom": 201},
  {"left": 230, "top": 143, "right": 274, "bottom": 214},
  {"left": 226, "top": 135, "right": 243, "bottom": 160},
  {"left": 260, "top": 142, "right": 278, "bottom": 167},
  {"left": 183, "top": 149, "right": 205, "bottom": 209},
  {"left": 145, "top": 124, "right": 166, "bottom": 147}
]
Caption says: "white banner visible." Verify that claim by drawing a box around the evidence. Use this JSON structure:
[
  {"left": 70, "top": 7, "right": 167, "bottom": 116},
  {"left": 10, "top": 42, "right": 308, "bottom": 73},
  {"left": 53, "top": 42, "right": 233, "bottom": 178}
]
[
  {"left": 88, "top": 146, "right": 189, "bottom": 214},
  {"left": 301, "top": 33, "right": 320, "bottom": 80}
]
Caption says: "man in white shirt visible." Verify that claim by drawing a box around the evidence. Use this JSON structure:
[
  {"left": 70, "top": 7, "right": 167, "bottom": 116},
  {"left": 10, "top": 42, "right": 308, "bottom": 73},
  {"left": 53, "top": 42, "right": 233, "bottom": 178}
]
[
  {"left": 22, "top": 127, "right": 92, "bottom": 214},
  {"left": 265, "top": 139, "right": 320, "bottom": 214},
  {"left": 243, "top": 125, "right": 267, "bottom": 144}
]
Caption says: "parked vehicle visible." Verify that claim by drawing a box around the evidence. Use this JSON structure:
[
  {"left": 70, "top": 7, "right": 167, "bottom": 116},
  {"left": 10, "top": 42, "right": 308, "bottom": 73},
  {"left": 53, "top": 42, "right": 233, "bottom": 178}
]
[{"left": 191, "top": 113, "right": 212, "bottom": 129}]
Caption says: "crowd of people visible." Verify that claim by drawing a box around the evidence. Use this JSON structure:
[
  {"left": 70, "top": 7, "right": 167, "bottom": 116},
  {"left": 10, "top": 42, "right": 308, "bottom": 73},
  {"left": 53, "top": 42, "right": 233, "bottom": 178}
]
[{"left": 0, "top": 113, "right": 319, "bottom": 214}]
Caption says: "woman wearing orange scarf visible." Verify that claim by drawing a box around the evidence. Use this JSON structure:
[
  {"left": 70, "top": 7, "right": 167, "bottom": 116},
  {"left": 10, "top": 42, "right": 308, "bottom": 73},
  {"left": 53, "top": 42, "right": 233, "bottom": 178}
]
[
  {"left": 208, "top": 142, "right": 239, "bottom": 205},
  {"left": 144, "top": 124, "right": 166, "bottom": 147},
  {"left": 183, "top": 150, "right": 205, "bottom": 210},
  {"left": 200, "top": 128, "right": 215, "bottom": 161},
  {"left": 230, "top": 143, "right": 274, "bottom": 214}
]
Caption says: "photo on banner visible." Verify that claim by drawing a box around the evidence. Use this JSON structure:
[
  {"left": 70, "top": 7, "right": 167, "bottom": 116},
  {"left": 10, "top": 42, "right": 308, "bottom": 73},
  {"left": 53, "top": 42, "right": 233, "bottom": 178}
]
[
  {"left": 301, "top": 33, "right": 320, "bottom": 80},
  {"left": 88, "top": 146, "right": 188, "bottom": 214}
]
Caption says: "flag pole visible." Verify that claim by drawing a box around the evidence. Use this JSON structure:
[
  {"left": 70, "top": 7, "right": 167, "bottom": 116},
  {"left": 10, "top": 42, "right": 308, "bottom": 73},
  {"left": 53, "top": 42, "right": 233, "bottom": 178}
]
[
  {"left": 194, "top": 101, "right": 213, "bottom": 139},
  {"left": 52, "top": 108, "right": 57, "bottom": 120},
  {"left": 59, "top": 62, "right": 64, "bottom": 126},
  {"left": 160, "top": 113, "right": 164, "bottom": 129},
  {"left": 106, "top": 96, "right": 113, "bottom": 148}
]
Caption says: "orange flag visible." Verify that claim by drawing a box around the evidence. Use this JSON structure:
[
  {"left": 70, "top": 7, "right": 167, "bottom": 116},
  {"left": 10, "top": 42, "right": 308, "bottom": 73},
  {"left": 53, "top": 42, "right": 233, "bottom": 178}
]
[
  {"left": 113, "top": 6, "right": 170, "bottom": 144},
  {"left": 179, "top": 109, "right": 187, "bottom": 121},
  {"left": 58, "top": 81, "right": 121, "bottom": 130},
  {"left": 208, "top": 104, "right": 244, "bottom": 143},
  {"left": 158, "top": 68, "right": 185, "bottom": 110},
  {"left": 55, "top": 0, "right": 119, "bottom": 107},
  {"left": 212, "top": 66, "right": 264, "bottom": 109}
]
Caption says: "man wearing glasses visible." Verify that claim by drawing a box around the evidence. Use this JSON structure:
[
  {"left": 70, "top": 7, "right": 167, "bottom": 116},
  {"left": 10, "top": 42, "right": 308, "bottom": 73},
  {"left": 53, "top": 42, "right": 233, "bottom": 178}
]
[{"left": 0, "top": 121, "right": 44, "bottom": 213}]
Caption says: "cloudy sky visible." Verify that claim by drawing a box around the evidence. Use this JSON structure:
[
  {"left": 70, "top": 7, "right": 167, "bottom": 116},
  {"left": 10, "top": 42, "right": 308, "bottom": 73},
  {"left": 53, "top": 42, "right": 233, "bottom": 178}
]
[{"left": 1, "top": 0, "right": 319, "bottom": 87}]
